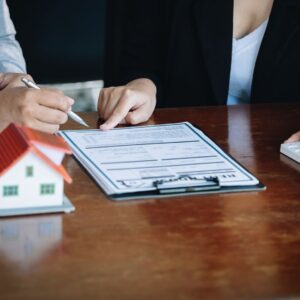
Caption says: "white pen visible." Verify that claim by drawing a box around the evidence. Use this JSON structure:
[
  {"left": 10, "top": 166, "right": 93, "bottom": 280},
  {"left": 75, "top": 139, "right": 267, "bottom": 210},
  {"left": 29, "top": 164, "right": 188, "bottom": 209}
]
[{"left": 21, "top": 77, "right": 89, "bottom": 127}]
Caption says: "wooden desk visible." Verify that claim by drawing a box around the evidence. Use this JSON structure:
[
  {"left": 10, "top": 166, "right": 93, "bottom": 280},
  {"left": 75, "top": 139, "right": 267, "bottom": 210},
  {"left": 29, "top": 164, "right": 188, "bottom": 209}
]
[{"left": 1, "top": 103, "right": 300, "bottom": 300}]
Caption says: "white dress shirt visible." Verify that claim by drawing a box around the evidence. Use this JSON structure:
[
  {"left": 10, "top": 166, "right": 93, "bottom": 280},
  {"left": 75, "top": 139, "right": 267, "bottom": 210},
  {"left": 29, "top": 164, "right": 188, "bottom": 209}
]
[{"left": 0, "top": 0, "right": 26, "bottom": 73}]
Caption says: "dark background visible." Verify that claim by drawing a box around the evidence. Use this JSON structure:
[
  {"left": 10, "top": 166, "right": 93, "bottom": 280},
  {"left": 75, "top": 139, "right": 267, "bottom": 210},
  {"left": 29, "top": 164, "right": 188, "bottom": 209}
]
[{"left": 7, "top": 0, "right": 106, "bottom": 84}]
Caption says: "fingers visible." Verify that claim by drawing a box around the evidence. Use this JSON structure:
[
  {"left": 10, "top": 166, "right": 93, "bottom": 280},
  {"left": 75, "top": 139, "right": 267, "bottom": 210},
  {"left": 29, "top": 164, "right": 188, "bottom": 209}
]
[
  {"left": 125, "top": 92, "right": 156, "bottom": 125},
  {"left": 18, "top": 106, "right": 66, "bottom": 134},
  {"left": 35, "top": 105, "right": 69, "bottom": 125},
  {"left": 35, "top": 88, "right": 74, "bottom": 112},
  {"left": 97, "top": 88, "right": 106, "bottom": 119},
  {"left": 99, "top": 95, "right": 156, "bottom": 130},
  {"left": 0, "top": 78, "right": 74, "bottom": 134},
  {"left": 1, "top": 75, "right": 74, "bottom": 113},
  {"left": 0, "top": 73, "right": 33, "bottom": 89},
  {"left": 125, "top": 104, "right": 152, "bottom": 125},
  {"left": 100, "top": 95, "right": 135, "bottom": 130},
  {"left": 16, "top": 88, "right": 72, "bottom": 132},
  {"left": 23, "top": 118, "right": 60, "bottom": 134},
  {"left": 98, "top": 87, "right": 111, "bottom": 119},
  {"left": 98, "top": 79, "right": 157, "bottom": 130},
  {"left": 15, "top": 95, "right": 68, "bottom": 131},
  {"left": 285, "top": 131, "right": 300, "bottom": 143},
  {"left": 102, "top": 88, "right": 121, "bottom": 120},
  {"left": 18, "top": 87, "right": 73, "bottom": 114},
  {"left": 98, "top": 87, "right": 120, "bottom": 120},
  {"left": 10, "top": 74, "right": 34, "bottom": 88}
]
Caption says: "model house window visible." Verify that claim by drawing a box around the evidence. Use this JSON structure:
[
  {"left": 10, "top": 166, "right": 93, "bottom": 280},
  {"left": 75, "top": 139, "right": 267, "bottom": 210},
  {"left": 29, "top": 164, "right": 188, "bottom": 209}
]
[
  {"left": 3, "top": 185, "right": 19, "bottom": 196},
  {"left": 26, "top": 166, "right": 34, "bottom": 177},
  {"left": 40, "top": 184, "right": 55, "bottom": 195}
]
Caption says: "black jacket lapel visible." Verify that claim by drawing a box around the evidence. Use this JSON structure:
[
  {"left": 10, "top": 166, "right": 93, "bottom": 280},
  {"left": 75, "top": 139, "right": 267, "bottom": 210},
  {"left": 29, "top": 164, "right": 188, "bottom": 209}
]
[
  {"left": 252, "top": 0, "right": 300, "bottom": 102},
  {"left": 192, "top": 0, "right": 233, "bottom": 105}
]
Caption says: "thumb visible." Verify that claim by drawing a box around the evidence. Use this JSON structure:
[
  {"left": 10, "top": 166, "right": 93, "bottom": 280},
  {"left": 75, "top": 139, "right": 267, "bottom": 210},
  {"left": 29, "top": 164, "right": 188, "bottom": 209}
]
[
  {"left": 125, "top": 105, "right": 151, "bottom": 125},
  {"left": 285, "top": 131, "right": 300, "bottom": 143}
]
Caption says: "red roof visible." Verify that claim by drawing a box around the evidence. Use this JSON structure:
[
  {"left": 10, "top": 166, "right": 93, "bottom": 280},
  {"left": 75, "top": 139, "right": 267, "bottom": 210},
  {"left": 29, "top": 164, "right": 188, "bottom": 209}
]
[
  {"left": 22, "top": 126, "right": 72, "bottom": 154},
  {"left": 0, "top": 123, "right": 72, "bottom": 183}
]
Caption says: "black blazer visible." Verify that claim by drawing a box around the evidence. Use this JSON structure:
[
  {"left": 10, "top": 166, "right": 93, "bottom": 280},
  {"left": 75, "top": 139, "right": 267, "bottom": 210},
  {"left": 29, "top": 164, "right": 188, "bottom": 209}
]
[{"left": 105, "top": 0, "right": 300, "bottom": 107}]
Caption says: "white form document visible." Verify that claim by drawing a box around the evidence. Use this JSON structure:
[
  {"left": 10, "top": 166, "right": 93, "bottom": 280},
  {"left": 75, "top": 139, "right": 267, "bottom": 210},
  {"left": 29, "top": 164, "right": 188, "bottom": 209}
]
[{"left": 59, "top": 122, "right": 260, "bottom": 196}]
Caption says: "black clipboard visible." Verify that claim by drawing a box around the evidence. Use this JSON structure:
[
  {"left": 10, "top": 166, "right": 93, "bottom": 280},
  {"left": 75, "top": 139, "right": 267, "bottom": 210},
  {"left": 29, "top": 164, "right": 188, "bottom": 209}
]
[
  {"left": 109, "top": 181, "right": 266, "bottom": 201},
  {"left": 109, "top": 173, "right": 265, "bottom": 201}
]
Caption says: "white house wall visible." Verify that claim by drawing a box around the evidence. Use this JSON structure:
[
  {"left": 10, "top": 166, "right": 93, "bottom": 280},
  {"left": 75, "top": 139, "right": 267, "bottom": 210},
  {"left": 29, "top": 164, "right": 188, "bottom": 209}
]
[
  {"left": 0, "top": 152, "right": 64, "bottom": 209},
  {"left": 35, "top": 144, "right": 64, "bottom": 165}
]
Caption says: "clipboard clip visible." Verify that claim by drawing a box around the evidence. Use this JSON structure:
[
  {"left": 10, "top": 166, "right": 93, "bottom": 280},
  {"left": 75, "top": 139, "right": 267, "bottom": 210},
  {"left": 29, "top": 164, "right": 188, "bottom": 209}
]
[{"left": 153, "top": 175, "right": 220, "bottom": 194}]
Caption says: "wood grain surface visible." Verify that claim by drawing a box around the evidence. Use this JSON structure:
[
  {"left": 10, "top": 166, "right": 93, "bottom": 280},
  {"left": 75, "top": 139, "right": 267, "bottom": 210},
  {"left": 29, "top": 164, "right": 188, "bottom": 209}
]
[{"left": 1, "top": 103, "right": 300, "bottom": 300}]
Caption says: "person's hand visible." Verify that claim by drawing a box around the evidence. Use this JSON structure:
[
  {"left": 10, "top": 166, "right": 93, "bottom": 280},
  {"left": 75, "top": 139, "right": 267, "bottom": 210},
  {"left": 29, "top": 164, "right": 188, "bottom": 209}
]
[
  {"left": 98, "top": 78, "right": 156, "bottom": 130},
  {"left": 0, "top": 72, "right": 33, "bottom": 89},
  {"left": 0, "top": 73, "right": 74, "bottom": 133},
  {"left": 285, "top": 131, "right": 300, "bottom": 143}
]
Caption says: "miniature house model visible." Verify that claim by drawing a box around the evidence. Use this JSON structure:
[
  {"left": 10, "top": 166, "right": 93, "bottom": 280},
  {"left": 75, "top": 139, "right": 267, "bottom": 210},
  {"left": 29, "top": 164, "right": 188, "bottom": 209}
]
[{"left": 0, "top": 123, "right": 72, "bottom": 210}]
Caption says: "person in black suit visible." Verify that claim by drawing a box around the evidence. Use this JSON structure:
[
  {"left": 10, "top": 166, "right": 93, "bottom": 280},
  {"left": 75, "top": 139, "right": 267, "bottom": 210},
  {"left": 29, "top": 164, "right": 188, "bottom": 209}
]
[{"left": 98, "top": 0, "right": 300, "bottom": 141}]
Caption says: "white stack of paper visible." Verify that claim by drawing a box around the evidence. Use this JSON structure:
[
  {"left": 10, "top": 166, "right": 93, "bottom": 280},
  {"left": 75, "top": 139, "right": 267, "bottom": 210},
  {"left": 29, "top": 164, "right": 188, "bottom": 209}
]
[{"left": 59, "top": 122, "right": 264, "bottom": 200}]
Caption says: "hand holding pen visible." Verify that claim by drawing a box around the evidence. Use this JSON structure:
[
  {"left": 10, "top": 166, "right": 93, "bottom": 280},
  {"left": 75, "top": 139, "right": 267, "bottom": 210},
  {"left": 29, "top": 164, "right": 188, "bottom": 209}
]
[
  {"left": 21, "top": 77, "right": 89, "bottom": 127},
  {"left": 0, "top": 73, "right": 82, "bottom": 134}
]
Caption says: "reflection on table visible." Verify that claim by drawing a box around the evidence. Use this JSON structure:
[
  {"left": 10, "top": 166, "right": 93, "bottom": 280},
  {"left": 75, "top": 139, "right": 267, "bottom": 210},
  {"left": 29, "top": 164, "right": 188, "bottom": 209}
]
[{"left": 0, "top": 215, "right": 62, "bottom": 271}]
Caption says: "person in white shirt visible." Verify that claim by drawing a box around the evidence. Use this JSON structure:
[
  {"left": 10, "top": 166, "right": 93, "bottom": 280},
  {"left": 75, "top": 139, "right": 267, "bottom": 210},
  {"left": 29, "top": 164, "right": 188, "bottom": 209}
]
[{"left": 0, "top": 0, "right": 73, "bottom": 133}]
